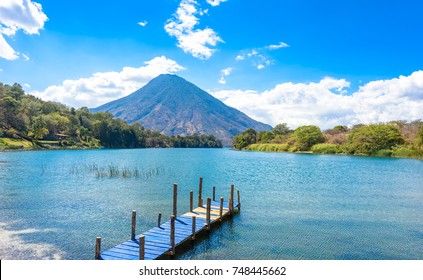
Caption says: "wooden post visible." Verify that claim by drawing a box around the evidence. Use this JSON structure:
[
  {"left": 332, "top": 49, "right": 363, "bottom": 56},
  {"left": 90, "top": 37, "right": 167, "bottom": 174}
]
[
  {"left": 170, "top": 215, "right": 175, "bottom": 255},
  {"left": 230, "top": 184, "right": 234, "bottom": 215},
  {"left": 206, "top": 197, "right": 211, "bottom": 230},
  {"left": 191, "top": 216, "right": 196, "bottom": 240},
  {"left": 229, "top": 197, "right": 233, "bottom": 216},
  {"left": 237, "top": 190, "right": 241, "bottom": 211},
  {"left": 173, "top": 183, "right": 178, "bottom": 217},
  {"left": 198, "top": 177, "right": 203, "bottom": 207},
  {"left": 131, "top": 210, "right": 136, "bottom": 240},
  {"left": 95, "top": 237, "right": 101, "bottom": 260},
  {"left": 189, "top": 190, "right": 193, "bottom": 212},
  {"left": 139, "top": 235, "right": 145, "bottom": 260},
  {"left": 212, "top": 186, "right": 216, "bottom": 201},
  {"left": 219, "top": 197, "right": 224, "bottom": 219},
  {"left": 158, "top": 213, "right": 162, "bottom": 228}
]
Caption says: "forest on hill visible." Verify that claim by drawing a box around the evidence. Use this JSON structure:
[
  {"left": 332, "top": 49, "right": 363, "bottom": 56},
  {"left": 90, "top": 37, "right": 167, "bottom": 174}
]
[
  {"left": 0, "top": 82, "right": 222, "bottom": 150},
  {"left": 233, "top": 121, "right": 423, "bottom": 159}
]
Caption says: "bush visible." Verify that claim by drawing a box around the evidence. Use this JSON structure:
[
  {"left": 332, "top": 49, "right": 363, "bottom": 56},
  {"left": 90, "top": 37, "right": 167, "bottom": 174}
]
[
  {"left": 348, "top": 124, "right": 404, "bottom": 155},
  {"left": 248, "top": 143, "right": 289, "bottom": 152},
  {"left": 391, "top": 146, "right": 423, "bottom": 159},
  {"left": 291, "top": 125, "right": 325, "bottom": 151},
  {"left": 311, "top": 143, "right": 342, "bottom": 154},
  {"left": 373, "top": 149, "right": 393, "bottom": 157}
]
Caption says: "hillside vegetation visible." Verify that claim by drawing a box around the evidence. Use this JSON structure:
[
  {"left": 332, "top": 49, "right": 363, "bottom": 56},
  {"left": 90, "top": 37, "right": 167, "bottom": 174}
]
[
  {"left": 234, "top": 122, "right": 423, "bottom": 159},
  {"left": 0, "top": 82, "right": 222, "bottom": 150}
]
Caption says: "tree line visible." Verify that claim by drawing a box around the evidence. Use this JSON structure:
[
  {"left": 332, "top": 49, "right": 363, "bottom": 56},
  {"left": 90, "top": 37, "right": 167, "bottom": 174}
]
[
  {"left": 233, "top": 121, "right": 423, "bottom": 159},
  {"left": 0, "top": 82, "right": 222, "bottom": 149}
]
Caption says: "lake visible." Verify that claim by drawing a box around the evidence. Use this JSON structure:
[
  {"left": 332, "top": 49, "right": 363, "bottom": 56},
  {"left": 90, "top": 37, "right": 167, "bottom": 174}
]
[{"left": 0, "top": 148, "right": 422, "bottom": 260}]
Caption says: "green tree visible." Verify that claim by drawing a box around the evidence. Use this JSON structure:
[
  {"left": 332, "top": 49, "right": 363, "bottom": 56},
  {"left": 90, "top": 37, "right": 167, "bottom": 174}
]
[
  {"left": 418, "top": 125, "right": 423, "bottom": 146},
  {"left": 233, "top": 128, "right": 257, "bottom": 149},
  {"left": 292, "top": 125, "right": 325, "bottom": 150},
  {"left": 30, "top": 116, "right": 49, "bottom": 139},
  {"left": 273, "top": 123, "right": 290, "bottom": 135},
  {"left": 348, "top": 124, "right": 404, "bottom": 155}
]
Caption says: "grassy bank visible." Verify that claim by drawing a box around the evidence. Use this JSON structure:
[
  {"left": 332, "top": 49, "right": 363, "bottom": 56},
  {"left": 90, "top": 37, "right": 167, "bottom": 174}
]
[
  {"left": 245, "top": 143, "right": 423, "bottom": 159},
  {"left": 0, "top": 138, "right": 34, "bottom": 150}
]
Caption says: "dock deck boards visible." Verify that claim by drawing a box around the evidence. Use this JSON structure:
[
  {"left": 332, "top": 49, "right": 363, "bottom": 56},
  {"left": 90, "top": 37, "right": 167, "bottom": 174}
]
[{"left": 100, "top": 200, "right": 238, "bottom": 260}]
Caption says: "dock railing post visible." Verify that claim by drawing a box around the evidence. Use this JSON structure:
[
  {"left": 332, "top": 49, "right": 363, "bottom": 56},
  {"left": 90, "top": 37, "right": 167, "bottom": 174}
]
[
  {"left": 95, "top": 237, "right": 101, "bottom": 260},
  {"left": 190, "top": 190, "right": 193, "bottom": 212},
  {"left": 237, "top": 190, "right": 241, "bottom": 211},
  {"left": 198, "top": 177, "right": 203, "bottom": 207},
  {"left": 191, "top": 216, "right": 196, "bottom": 240},
  {"left": 206, "top": 197, "right": 211, "bottom": 230},
  {"left": 230, "top": 184, "right": 234, "bottom": 215},
  {"left": 131, "top": 210, "right": 136, "bottom": 240},
  {"left": 229, "top": 197, "right": 233, "bottom": 216},
  {"left": 170, "top": 215, "right": 176, "bottom": 255},
  {"left": 158, "top": 213, "right": 162, "bottom": 228},
  {"left": 212, "top": 186, "right": 216, "bottom": 201},
  {"left": 139, "top": 235, "right": 145, "bottom": 260},
  {"left": 219, "top": 197, "right": 224, "bottom": 220},
  {"left": 173, "top": 183, "right": 178, "bottom": 217}
]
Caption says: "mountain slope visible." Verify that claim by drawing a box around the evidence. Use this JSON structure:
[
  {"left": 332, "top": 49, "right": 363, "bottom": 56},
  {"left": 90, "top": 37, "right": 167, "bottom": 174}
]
[{"left": 92, "top": 74, "right": 272, "bottom": 145}]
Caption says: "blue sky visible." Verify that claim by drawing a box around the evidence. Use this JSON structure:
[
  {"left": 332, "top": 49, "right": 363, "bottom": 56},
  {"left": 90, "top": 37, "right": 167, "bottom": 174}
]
[{"left": 1, "top": 0, "right": 423, "bottom": 128}]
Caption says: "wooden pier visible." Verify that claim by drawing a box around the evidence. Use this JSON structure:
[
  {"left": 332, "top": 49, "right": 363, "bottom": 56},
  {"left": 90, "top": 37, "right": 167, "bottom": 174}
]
[{"left": 95, "top": 178, "right": 240, "bottom": 260}]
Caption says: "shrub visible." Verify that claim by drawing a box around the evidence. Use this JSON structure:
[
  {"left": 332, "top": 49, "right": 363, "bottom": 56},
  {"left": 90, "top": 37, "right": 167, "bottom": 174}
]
[
  {"left": 291, "top": 125, "right": 325, "bottom": 151},
  {"left": 311, "top": 143, "right": 342, "bottom": 154},
  {"left": 248, "top": 143, "right": 289, "bottom": 152},
  {"left": 391, "top": 146, "right": 423, "bottom": 159},
  {"left": 348, "top": 124, "right": 404, "bottom": 155},
  {"left": 373, "top": 149, "right": 393, "bottom": 157}
]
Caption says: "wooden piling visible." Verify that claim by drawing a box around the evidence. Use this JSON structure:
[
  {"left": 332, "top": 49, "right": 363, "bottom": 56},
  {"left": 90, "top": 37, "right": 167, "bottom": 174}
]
[
  {"left": 158, "top": 213, "right": 162, "bottom": 228},
  {"left": 198, "top": 177, "right": 203, "bottom": 207},
  {"left": 139, "top": 235, "right": 145, "bottom": 260},
  {"left": 189, "top": 190, "right": 193, "bottom": 212},
  {"left": 131, "top": 210, "right": 136, "bottom": 240},
  {"left": 206, "top": 197, "right": 211, "bottom": 230},
  {"left": 237, "top": 190, "right": 241, "bottom": 211},
  {"left": 230, "top": 184, "right": 234, "bottom": 214},
  {"left": 173, "top": 183, "right": 178, "bottom": 217},
  {"left": 191, "top": 216, "right": 196, "bottom": 240},
  {"left": 212, "top": 186, "right": 216, "bottom": 201},
  {"left": 219, "top": 197, "right": 224, "bottom": 219},
  {"left": 95, "top": 237, "right": 101, "bottom": 260},
  {"left": 229, "top": 197, "right": 233, "bottom": 215},
  {"left": 170, "top": 215, "right": 175, "bottom": 255}
]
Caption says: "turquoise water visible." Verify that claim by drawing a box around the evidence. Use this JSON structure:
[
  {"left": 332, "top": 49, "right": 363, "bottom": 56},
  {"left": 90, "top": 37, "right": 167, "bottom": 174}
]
[{"left": 0, "top": 148, "right": 422, "bottom": 260}]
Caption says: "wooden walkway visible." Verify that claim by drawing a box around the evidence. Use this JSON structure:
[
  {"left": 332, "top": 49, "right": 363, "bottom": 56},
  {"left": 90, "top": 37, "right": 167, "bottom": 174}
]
[{"left": 95, "top": 179, "right": 240, "bottom": 260}]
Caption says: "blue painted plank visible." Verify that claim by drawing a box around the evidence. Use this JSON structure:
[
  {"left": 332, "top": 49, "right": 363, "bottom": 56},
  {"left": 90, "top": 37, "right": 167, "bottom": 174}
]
[
  {"left": 108, "top": 247, "right": 158, "bottom": 259},
  {"left": 148, "top": 228, "right": 190, "bottom": 239},
  {"left": 143, "top": 232, "right": 185, "bottom": 243},
  {"left": 115, "top": 244, "right": 167, "bottom": 255}
]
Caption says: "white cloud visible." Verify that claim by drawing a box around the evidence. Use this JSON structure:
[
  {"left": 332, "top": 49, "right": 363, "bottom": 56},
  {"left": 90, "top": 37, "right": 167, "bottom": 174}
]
[
  {"left": 137, "top": 20, "right": 148, "bottom": 27},
  {"left": 235, "top": 55, "right": 245, "bottom": 61},
  {"left": 31, "top": 56, "right": 185, "bottom": 108},
  {"left": 24, "top": 83, "right": 30, "bottom": 88},
  {"left": 237, "top": 42, "right": 286, "bottom": 69},
  {"left": 0, "top": 33, "right": 18, "bottom": 60},
  {"left": 22, "top": 53, "right": 30, "bottom": 61},
  {"left": 0, "top": 0, "right": 48, "bottom": 60},
  {"left": 164, "top": 0, "right": 223, "bottom": 60},
  {"left": 210, "top": 71, "right": 423, "bottom": 129},
  {"left": 266, "top": 42, "right": 289, "bottom": 50},
  {"left": 206, "top": 0, "right": 227, "bottom": 6},
  {"left": 248, "top": 50, "right": 258, "bottom": 57},
  {"left": 218, "top": 67, "right": 233, "bottom": 84}
]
